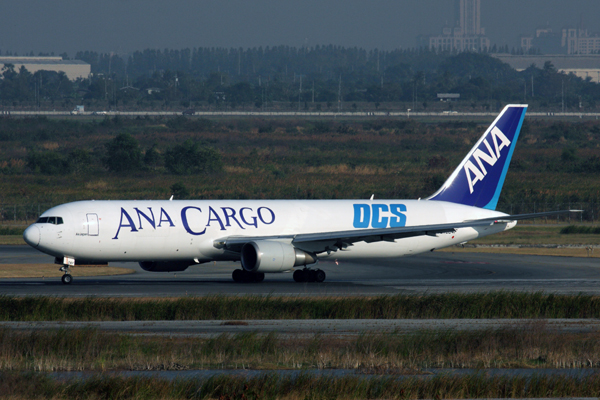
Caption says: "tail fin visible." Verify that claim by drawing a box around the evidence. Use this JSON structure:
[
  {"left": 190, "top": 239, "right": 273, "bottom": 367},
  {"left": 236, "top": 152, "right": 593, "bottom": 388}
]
[{"left": 427, "top": 104, "right": 527, "bottom": 210}]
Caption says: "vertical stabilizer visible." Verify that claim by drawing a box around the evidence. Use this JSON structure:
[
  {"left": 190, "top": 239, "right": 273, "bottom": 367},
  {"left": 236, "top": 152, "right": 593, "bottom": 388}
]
[{"left": 427, "top": 104, "right": 527, "bottom": 210}]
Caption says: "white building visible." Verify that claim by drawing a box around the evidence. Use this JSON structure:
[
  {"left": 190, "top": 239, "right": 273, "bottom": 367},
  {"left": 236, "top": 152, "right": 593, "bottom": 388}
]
[
  {"left": 0, "top": 57, "right": 90, "bottom": 80},
  {"left": 493, "top": 54, "right": 600, "bottom": 83},
  {"left": 424, "top": 0, "right": 490, "bottom": 52},
  {"left": 562, "top": 28, "right": 600, "bottom": 55},
  {"left": 521, "top": 27, "right": 600, "bottom": 55}
]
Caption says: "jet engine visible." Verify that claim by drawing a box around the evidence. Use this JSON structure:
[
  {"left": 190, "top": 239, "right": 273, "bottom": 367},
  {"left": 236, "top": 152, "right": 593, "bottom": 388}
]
[
  {"left": 139, "top": 261, "right": 194, "bottom": 272},
  {"left": 240, "top": 240, "right": 317, "bottom": 273}
]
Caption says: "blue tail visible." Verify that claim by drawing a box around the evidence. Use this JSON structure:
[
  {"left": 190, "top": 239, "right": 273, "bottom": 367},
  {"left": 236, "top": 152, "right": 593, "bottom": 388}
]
[{"left": 427, "top": 104, "right": 527, "bottom": 210}]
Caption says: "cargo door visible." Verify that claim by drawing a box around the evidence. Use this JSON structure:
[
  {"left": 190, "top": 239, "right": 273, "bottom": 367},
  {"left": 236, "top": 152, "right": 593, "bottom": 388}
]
[{"left": 86, "top": 213, "right": 99, "bottom": 236}]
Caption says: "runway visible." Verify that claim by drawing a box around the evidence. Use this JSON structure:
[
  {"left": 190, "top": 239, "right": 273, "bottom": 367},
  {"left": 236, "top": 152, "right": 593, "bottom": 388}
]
[{"left": 1, "top": 245, "right": 599, "bottom": 296}]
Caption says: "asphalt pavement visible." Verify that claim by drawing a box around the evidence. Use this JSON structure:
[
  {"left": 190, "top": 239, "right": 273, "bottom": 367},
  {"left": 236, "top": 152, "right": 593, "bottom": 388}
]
[{"left": 1, "top": 245, "right": 599, "bottom": 296}]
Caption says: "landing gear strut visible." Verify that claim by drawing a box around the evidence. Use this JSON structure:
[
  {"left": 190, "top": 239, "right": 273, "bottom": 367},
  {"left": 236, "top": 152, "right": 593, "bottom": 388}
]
[
  {"left": 232, "top": 269, "right": 265, "bottom": 283},
  {"left": 293, "top": 268, "right": 326, "bottom": 283},
  {"left": 59, "top": 265, "right": 72, "bottom": 284}
]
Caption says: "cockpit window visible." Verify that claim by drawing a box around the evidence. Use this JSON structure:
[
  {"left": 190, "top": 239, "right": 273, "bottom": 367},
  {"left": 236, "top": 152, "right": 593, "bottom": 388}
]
[{"left": 36, "top": 216, "right": 63, "bottom": 225}]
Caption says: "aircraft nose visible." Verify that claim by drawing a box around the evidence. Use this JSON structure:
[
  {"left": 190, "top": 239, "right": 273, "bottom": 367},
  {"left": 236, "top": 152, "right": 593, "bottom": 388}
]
[{"left": 23, "top": 225, "right": 40, "bottom": 247}]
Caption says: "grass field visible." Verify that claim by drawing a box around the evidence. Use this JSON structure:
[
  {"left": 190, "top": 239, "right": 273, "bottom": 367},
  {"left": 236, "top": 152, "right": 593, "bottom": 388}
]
[
  {"left": 3, "top": 371, "right": 600, "bottom": 399},
  {"left": 1, "top": 116, "right": 600, "bottom": 208},
  {"left": 0, "top": 325, "right": 598, "bottom": 372},
  {"left": 2, "top": 292, "right": 600, "bottom": 321},
  {"left": 0, "top": 264, "right": 133, "bottom": 278},
  {"left": 464, "top": 224, "right": 600, "bottom": 246}
]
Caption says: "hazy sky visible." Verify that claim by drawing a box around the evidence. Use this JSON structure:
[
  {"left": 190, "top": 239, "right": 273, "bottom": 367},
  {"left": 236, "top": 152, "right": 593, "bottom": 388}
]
[{"left": 1, "top": 0, "right": 599, "bottom": 57}]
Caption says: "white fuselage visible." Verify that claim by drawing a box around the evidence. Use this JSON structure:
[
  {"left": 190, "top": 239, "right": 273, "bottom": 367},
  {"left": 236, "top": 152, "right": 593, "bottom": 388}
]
[{"left": 26, "top": 199, "right": 514, "bottom": 264}]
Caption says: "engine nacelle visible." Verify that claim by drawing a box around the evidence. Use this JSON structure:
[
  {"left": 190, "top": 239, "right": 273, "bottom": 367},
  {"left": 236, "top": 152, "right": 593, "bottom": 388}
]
[
  {"left": 139, "top": 261, "right": 193, "bottom": 272},
  {"left": 241, "top": 241, "right": 317, "bottom": 273}
]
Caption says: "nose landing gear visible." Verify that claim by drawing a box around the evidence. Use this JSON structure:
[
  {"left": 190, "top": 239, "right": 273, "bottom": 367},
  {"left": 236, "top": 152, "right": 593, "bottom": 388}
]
[
  {"left": 59, "top": 265, "right": 72, "bottom": 284},
  {"left": 293, "top": 268, "right": 326, "bottom": 283}
]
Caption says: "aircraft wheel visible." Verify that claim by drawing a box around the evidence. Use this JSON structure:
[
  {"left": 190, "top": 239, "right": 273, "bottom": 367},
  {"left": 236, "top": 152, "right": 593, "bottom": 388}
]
[
  {"left": 315, "top": 269, "right": 326, "bottom": 283},
  {"left": 293, "top": 269, "right": 305, "bottom": 283},
  {"left": 61, "top": 274, "right": 72, "bottom": 285},
  {"left": 232, "top": 269, "right": 244, "bottom": 282},
  {"left": 251, "top": 272, "right": 265, "bottom": 283}
]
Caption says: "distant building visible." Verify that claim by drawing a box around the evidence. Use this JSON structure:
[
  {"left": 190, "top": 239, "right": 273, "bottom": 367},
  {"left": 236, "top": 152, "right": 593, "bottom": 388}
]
[
  {"left": 420, "top": 0, "right": 490, "bottom": 52},
  {"left": 562, "top": 28, "right": 600, "bottom": 55},
  {"left": 437, "top": 93, "right": 460, "bottom": 102},
  {"left": 520, "top": 28, "right": 563, "bottom": 54},
  {"left": 0, "top": 57, "right": 90, "bottom": 80},
  {"left": 493, "top": 54, "right": 600, "bottom": 83},
  {"left": 521, "top": 27, "right": 600, "bottom": 55}
]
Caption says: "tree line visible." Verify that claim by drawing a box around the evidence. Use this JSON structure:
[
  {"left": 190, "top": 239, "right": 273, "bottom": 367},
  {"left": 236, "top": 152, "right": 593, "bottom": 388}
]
[{"left": 0, "top": 48, "right": 598, "bottom": 111}]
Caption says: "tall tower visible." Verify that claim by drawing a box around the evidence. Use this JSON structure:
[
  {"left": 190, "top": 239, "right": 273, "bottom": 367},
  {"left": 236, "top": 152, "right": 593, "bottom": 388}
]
[
  {"left": 456, "top": 0, "right": 482, "bottom": 35},
  {"left": 423, "top": 0, "right": 488, "bottom": 52}
]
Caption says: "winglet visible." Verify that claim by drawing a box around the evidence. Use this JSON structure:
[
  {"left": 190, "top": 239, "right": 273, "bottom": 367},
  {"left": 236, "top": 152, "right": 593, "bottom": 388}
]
[{"left": 428, "top": 104, "right": 527, "bottom": 210}]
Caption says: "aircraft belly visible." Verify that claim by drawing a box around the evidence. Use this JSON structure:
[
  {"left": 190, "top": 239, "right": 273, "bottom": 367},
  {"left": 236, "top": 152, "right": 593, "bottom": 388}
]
[{"left": 325, "top": 227, "right": 481, "bottom": 260}]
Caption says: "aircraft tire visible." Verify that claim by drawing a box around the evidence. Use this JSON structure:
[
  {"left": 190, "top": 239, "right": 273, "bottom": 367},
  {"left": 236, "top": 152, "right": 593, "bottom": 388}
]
[
  {"left": 315, "top": 269, "right": 326, "bottom": 283},
  {"left": 232, "top": 269, "right": 244, "bottom": 283},
  {"left": 61, "top": 274, "right": 72, "bottom": 285},
  {"left": 293, "top": 269, "right": 305, "bottom": 283},
  {"left": 252, "top": 272, "right": 265, "bottom": 283}
]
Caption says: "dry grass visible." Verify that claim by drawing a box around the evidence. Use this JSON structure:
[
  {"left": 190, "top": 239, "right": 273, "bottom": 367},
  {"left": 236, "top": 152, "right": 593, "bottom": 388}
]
[
  {"left": 304, "top": 164, "right": 385, "bottom": 175},
  {"left": 1, "top": 325, "right": 600, "bottom": 372},
  {"left": 223, "top": 166, "right": 253, "bottom": 173},
  {"left": 470, "top": 224, "right": 600, "bottom": 246},
  {"left": 84, "top": 180, "right": 108, "bottom": 190},
  {"left": 41, "top": 142, "right": 59, "bottom": 150},
  {"left": 439, "top": 246, "right": 600, "bottom": 258},
  {"left": 0, "top": 264, "right": 134, "bottom": 278},
  {"left": 2, "top": 292, "right": 600, "bottom": 321},
  {"left": 0, "top": 236, "right": 26, "bottom": 245}
]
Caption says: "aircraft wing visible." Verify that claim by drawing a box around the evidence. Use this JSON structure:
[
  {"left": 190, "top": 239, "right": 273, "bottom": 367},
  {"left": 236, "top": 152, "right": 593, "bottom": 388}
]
[{"left": 216, "top": 209, "right": 581, "bottom": 254}]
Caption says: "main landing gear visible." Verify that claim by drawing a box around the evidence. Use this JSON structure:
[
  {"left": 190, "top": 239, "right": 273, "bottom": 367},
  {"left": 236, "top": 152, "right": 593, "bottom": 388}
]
[
  {"left": 59, "top": 265, "right": 72, "bottom": 284},
  {"left": 232, "top": 269, "right": 265, "bottom": 283},
  {"left": 293, "top": 268, "right": 326, "bottom": 283}
]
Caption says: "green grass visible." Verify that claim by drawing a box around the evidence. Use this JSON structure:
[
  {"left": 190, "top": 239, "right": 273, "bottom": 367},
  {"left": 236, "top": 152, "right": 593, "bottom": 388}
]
[
  {"left": 3, "top": 372, "right": 600, "bottom": 399},
  {"left": 0, "top": 226, "right": 24, "bottom": 236},
  {"left": 467, "top": 224, "right": 600, "bottom": 245},
  {"left": 561, "top": 225, "right": 600, "bottom": 234},
  {"left": 3, "top": 292, "right": 600, "bottom": 321}
]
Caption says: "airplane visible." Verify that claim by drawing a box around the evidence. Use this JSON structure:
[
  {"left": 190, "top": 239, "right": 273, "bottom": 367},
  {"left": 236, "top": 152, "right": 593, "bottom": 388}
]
[{"left": 23, "top": 104, "right": 578, "bottom": 284}]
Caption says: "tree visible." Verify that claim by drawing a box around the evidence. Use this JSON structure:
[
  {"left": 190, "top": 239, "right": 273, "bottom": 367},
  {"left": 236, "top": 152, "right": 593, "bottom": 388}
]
[
  {"left": 103, "top": 133, "right": 142, "bottom": 173},
  {"left": 27, "top": 151, "right": 71, "bottom": 175},
  {"left": 164, "top": 140, "right": 222, "bottom": 175},
  {"left": 170, "top": 182, "right": 189, "bottom": 199},
  {"left": 144, "top": 144, "right": 162, "bottom": 169}
]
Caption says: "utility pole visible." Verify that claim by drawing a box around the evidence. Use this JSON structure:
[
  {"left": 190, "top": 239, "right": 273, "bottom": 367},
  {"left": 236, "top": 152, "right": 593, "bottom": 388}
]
[
  {"left": 338, "top": 75, "right": 342, "bottom": 112},
  {"left": 562, "top": 79, "right": 565, "bottom": 113},
  {"left": 298, "top": 75, "right": 302, "bottom": 111}
]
